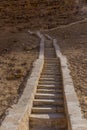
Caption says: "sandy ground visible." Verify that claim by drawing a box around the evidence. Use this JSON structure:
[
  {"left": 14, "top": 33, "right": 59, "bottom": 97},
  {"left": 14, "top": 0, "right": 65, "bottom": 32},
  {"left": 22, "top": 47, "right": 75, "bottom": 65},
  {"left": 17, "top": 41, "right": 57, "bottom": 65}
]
[
  {"left": 0, "top": 27, "right": 40, "bottom": 123},
  {"left": 48, "top": 21, "right": 87, "bottom": 118}
]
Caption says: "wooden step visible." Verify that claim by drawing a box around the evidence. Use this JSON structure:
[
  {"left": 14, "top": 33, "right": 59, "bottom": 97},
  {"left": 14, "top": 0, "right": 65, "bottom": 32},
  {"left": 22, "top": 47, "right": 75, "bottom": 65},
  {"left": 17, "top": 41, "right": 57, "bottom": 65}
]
[
  {"left": 37, "top": 85, "right": 63, "bottom": 89},
  {"left": 43, "top": 68, "right": 60, "bottom": 70},
  {"left": 41, "top": 75, "right": 61, "bottom": 78},
  {"left": 39, "top": 80, "right": 62, "bottom": 86},
  {"left": 43, "top": 66, "right": 59, "bottom": 69},
  {"left": 30, "top": 113, "right": 66, "bottom": 128},
  {"left": 41, "top": 72, "right": 59, "bottom": 75},
  {"left": 45, "top": 58, "right": 58, "bottom": 60},
  {"left": 39, "top": 78, "right": 62, "bottom": 81},
  {"left": 32, "top": 106, "right": 64, "bottom": 114},
  {"left": 44, "top": 64, "right": 58, "bottom": 66},
  {"left": 37, "top": 88, "right": 63, "bottom": 94},
  {"left": 44, "top": 65, "right": 60, "bottom": 67},
  {"left": 41, "top": 74, "right": 61, "bottom": 77},
  {"left": 33, "top": 99, "right": 64, "bottom": 107},
  {"left": 38, "top": 84, "right": 61, "bottom": 87},
  {"left": 40, "top": 77, "right": 61, "bottom": 80},
  {"left": 42, "top": 70, "right": 60, "bottom": 73},
  {"left": 41, "top": 73, "right": 61, "bottom": 75},
  {"left": 45, "top": 62, "right": 57, "bottom": 64},
  {"left": 35, "top": 93, "right": 63, "bottom": 99},
  {"left": 30, "top": 126, "right": 67, "bottom": 130}
]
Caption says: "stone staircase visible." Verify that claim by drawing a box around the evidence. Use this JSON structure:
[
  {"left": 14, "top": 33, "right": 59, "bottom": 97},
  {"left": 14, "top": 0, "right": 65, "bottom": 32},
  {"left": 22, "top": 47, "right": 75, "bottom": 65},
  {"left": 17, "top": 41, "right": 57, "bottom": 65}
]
[
  {"left": 1, "top": 33, "right": 87, "bottom": 130},
  {"left": 29, "top": 39, "right": 67, "bottom": 130}
]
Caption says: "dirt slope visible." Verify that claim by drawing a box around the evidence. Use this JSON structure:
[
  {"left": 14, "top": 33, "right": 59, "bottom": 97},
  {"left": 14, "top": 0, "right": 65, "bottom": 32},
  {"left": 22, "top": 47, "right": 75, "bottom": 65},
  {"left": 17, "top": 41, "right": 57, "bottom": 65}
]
[
  {"left": 0, "top": 0, "right": 87, "bottom": 124},
  {"left": 48, "top": 20, "right": 87, "bottom": 118},
  {"left": 0, "top": 27, "right": 40, "bottom": 124},
  {"left": 0, "top": 0, "right": 77, "bottom": 29},
  {"left": 0, "top": 0, "right": 77, "bottom": 124}
]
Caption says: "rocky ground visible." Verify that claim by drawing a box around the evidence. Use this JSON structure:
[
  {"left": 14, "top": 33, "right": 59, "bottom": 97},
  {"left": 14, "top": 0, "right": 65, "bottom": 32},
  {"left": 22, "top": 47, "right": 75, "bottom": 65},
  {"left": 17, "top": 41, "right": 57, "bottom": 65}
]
[
  {"left": 49, "top": 20, "right": 87, "bottom": 118},
  {"left": 0, "top": 27, "right": 40, "bottom": 124}
]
